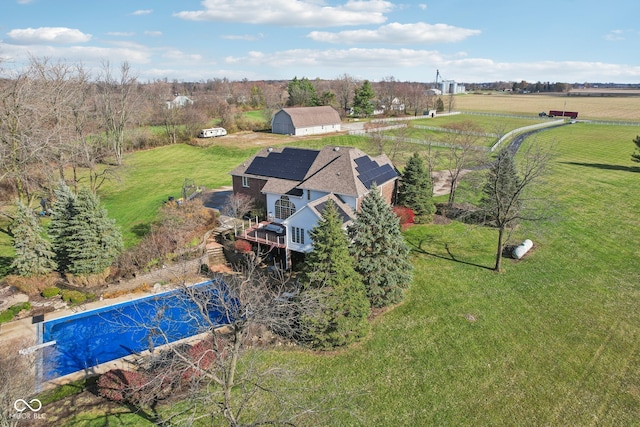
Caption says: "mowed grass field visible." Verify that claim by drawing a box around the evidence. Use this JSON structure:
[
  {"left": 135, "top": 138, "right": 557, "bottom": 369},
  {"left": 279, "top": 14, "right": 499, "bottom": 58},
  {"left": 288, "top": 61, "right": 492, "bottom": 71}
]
[
  {"left": 52, "top": 104, "right": 640, "bottom": 425},
  {"left": 242, "top": 121, "right": 639, "bottom": 426}
]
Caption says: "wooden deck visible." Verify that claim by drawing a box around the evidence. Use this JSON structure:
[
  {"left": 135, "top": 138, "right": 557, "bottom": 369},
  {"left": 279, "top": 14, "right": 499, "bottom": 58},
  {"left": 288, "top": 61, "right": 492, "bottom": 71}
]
[{"left": 236, "top": 221, "right": 287, "bottom": 249}]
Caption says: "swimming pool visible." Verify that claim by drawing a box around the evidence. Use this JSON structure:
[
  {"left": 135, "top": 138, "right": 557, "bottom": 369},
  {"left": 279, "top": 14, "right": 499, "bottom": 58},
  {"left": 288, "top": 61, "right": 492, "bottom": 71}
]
[{"left": 40, "top": 280, "right": 230, "bottom": 380}]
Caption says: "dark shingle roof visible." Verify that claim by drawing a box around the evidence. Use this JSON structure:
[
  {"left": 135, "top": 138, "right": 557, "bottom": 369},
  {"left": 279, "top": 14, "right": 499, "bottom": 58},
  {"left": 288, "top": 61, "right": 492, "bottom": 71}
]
[{"left": 231, "top": 146, "right": 398, "bottom": 197}]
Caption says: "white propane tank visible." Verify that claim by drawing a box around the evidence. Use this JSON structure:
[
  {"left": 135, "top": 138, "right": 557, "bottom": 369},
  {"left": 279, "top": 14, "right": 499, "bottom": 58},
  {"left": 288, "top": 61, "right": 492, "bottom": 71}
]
[{"left": 512, "top": 239, "right": 533, "bottom": 259}]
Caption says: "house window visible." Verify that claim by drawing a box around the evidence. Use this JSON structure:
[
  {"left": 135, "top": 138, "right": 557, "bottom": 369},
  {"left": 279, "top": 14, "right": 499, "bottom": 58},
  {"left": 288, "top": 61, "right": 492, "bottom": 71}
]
[
  {"left": 241, "top": 176, "right": 250, "bottom": 188},
  {"left": 275, "top": 196, "right": 296, "bottom": 220},
  {"left": 292, "top": 227, "right": 305, "bottom": 244},
  {"left": 307, "top": 190, "right": 311, "bottom": 200}
]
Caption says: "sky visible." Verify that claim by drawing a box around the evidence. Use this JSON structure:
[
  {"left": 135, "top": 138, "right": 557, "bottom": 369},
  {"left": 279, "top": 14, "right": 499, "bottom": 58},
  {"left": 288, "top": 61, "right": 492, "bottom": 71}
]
[{"left": 2, "top": 0, "right": 640, "bottom": 84}]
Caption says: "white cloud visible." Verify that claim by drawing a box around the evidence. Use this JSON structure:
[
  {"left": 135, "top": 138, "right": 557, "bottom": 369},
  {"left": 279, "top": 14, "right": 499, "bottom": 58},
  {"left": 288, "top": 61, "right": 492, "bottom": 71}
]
[
  {"left": 0, "top": 41, "right": 152, "bottom": 67},
  {"left": 144, "top": 31, "right": 163, "bottom": 37},
  {"left": 419, "top": 4, "right": 427, "bottom": 10},
  {"left": 7, "top": 27, "right": 92, "bottom": 45},
  {"left": 161, "top": 49, "right": 203, "bottom": 62},
  {"left": 308, "top": 22, "right": 480, "bottom": 44},
  {"left": 108, "top": 32, "right": 136, "bottom": 37},
  {"left": 225, "top": 47, "right": 443, "bottom": 69},
  {"left": 221, "top": 33, "right": 265, "bottom": 41},
  {"left": 604, "top": 29, "right": 624, "bottom": 41},
  {"left": 222, "top": 47, "right": 640, "bottom": 83},
  {"left": 17, "top": 0, "right": 34, "bottom": 4},
  {"left": 132, "top": 9, "right": 153, "bottom": 15},
  {"left": 175, "top": 0, "right": 393, "bottom": 27}
]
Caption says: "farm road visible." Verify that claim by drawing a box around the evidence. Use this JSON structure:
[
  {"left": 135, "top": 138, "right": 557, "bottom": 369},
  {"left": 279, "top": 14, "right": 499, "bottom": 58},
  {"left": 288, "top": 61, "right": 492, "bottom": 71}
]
[{"left": 431, "top": 121, "right": 569, "bottom": 196}]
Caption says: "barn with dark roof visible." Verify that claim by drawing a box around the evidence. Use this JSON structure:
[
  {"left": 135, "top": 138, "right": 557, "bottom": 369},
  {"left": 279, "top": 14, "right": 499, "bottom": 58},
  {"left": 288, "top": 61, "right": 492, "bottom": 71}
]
[{"left": 271, "top": 106, "right": 341, "bottom": 136}]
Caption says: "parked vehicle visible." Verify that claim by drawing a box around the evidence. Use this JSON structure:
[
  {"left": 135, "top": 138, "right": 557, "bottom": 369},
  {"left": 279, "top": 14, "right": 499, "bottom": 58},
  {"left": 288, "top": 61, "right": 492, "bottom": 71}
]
[
  {"left": 198, "top": 127, "right": 227, "bottom": 138},
  {"left": 546, "top": 110, "right": 579, "bottom": 119}
]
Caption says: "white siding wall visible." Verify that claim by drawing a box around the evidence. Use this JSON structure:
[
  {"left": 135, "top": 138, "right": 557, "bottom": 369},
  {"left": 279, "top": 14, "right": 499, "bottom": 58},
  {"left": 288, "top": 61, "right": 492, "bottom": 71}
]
[
  {"left": 266, "top": 190, "right": 356, "bottom": 223},
  {"left": 283, "top": 207, "right": 317, "bottom": 253},
  {"left": 293, "top": 124, "right": 341, "bottom": 136}
]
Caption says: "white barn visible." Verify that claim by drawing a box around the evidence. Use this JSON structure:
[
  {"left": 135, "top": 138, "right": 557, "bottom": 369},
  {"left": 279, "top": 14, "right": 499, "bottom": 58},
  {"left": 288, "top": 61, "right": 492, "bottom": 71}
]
[{"left": 271, "top": 106, "right": 341, "bottom": 136}]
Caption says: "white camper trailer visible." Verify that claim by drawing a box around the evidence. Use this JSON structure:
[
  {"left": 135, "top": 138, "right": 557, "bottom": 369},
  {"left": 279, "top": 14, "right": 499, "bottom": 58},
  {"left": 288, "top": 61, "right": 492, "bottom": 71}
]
[{"left": 198, "top": 127, "right": 227, "bottom": 138}]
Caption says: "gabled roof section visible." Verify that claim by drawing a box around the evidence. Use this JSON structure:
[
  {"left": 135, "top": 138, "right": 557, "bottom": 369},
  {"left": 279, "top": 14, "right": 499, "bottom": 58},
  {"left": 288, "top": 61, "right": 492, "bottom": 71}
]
[
  {"left": 298, "top": 146, "right": 398, "bottom": 196},
  {"left": 280, "top": 106, "right": 341, "bottom": 128},
  {"left": 294, "top": 193, "right": 355, "bottom": 227},
  {"left": 230, "top": 145, "right": 398, "bottom": 197}
]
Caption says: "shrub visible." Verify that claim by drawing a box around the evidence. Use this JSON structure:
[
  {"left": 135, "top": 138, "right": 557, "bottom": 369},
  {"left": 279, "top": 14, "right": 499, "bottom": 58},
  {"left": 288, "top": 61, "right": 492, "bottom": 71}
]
[
  {"left": 393, "top": 206, "right": 415, "bottom": 228},
  {"left": 97, "top": 369, "right": 149, "bottom": 405},
  {"left": 60, "top": 289, "right": 87, "bottom": 305},
  {"left": 41, "top": 287, "right": 61, "bottom": 298},
  {"left": 0, "top": 302, "right": 32, "bottom": 323},
  {"left": 233, "top": 239, "right": 253, "bottom": 253}
]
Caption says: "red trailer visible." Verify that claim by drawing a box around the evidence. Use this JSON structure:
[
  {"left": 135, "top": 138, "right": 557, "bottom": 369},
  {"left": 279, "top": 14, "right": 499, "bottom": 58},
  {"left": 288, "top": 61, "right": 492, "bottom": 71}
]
[{"left": 548, "top": 110, "right": 578, "bottom": 119}]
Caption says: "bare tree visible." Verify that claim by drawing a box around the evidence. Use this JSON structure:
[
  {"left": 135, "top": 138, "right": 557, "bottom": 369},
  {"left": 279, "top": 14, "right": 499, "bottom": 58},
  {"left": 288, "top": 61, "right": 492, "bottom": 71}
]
[
  {"left": 333, "top": 73, "right": 355, "bottom": 115},
  {"left": 446, "top": 93, "right": 455, "bottom": 113},
  {"left": 221, "top": 193, "right": 255, "bottom": 219},
  {"left": 100, "top": 251, "right": 321, "bottom": 426},
  {"left": 0, "top": 64, "right": 57, "bottom": 204},
  {"left": 407, "top": 83, "right": 427, "bottom": 116},
  {"left": 0, "top": 338, "right": 37, "bottom": 427},
  {"left": 442, "top": 120, "right": 488, "bottom": 206},
  {"left": 481, "top": 144, "right": 552, "bottom": 272},
  {"left": 94, "top": 61, "right": 138, "bottom": 165}
]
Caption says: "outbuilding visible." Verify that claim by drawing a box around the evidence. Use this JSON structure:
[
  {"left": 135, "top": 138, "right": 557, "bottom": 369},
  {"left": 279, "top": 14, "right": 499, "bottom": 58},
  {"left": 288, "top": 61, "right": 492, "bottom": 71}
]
[{"left": 271, "top": 106, "right": 341, "bottom": 136}]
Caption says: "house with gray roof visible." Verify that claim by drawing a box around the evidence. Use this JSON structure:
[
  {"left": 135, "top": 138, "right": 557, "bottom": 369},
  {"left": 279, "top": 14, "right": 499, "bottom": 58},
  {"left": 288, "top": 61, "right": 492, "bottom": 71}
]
[
  {"left": 230, "top": 146, "right": 398, "bottom": 265},
  {"left": 271, "top": 106, "right": 341, "bottom": 136},
  {"left": 166, "top": 95, "right": 194, "bottom": 109}
]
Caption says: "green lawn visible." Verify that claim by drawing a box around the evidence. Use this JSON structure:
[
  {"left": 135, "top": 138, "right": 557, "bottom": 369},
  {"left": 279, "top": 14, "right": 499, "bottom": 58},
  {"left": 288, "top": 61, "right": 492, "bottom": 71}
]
[
  {"left": 251, "top": 122, "right": 640, "bottom": 425},
  {"left": 56, "top": 121, "right": 640, "bottom": 426},
  {"left": 98, "top": 144, "right": 255, "bottom": 246},
  {"left": 5, "top": 115, "right": 640, "bottom": 425}
]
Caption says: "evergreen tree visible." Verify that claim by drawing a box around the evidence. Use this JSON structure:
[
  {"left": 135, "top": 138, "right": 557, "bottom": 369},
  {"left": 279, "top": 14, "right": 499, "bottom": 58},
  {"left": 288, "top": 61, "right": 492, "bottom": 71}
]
[
  {"left": 66, "top": 188, "right": 123, "bottom": 275},
  {"left": 9, "top": 201, "right": 57, "bottom": 276},
  {"left": 48, "top": 182, "right": 77, "bottom": 272},
  {"left": 481, "top": 149, "right": 522, "bottom": 272},
  {"left": 349, "top": 185, "right": 413, "bottom": 307},
  {"left": 352, "top": 80, "right": 375, "bottom": 117},
  {"left": 632, "top": 135, "right": 640, "bottom": 163},
  {"left": 286, "top": 76, "right": 318, "bottom": 107},
  {"left": 49, "top": 183, "right": 123, "bottom": 275},
  {"left": 299, "top": 199, "right": 370, "bottom": 349},
  {"left": 398, "top": 152, "right": 435, "bottom": 222}
]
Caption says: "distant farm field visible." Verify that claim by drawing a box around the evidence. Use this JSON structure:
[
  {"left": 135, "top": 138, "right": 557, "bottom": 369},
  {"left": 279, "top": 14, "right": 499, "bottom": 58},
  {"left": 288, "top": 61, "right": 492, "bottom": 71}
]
[{"left": 455, "top": 93, "right": 640, "bottom": 121}]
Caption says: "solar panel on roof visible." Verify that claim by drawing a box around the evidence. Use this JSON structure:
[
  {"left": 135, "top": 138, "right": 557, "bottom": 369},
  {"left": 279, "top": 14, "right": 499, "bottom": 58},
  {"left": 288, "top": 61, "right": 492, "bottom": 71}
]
[
  {"left": 354, "top": 156, "right": 398, "bottom": 189},
  {"left": 245, "top": 147, "right": 319, "bottom": 181}
]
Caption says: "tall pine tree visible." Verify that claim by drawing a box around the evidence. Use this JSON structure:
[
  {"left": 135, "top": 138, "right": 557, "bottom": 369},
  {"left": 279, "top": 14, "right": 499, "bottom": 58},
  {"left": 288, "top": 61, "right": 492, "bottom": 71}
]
[
  {"left": 352, "top": 80, "right": 375, "bottom": 117},
  {"left": 299, "top": 199, "right": 370, "bottom": 349},
  {"left": 349, "top": 184, "right": 413, "bottom": 307},
  {"left": 66, "top": 188, "right": 123, "bottom": 275},
  {"left": 49, "top": 183, "right": 123, "bottom": 275},
  {"left": 398, "top": 152, "right": 435, "bottom": 223},
  {"left": 48, "top": 182, "right": 76, "bottom": 272},
  {"left": 10, "top": 201, "right": 57, "bottom": 276}
]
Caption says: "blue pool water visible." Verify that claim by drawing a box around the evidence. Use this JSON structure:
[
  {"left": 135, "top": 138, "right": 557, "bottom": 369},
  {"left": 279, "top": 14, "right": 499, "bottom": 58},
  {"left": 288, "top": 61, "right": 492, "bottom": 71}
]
[{"left": 41, "top": 281, "right": 230, "bottom": 380}]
